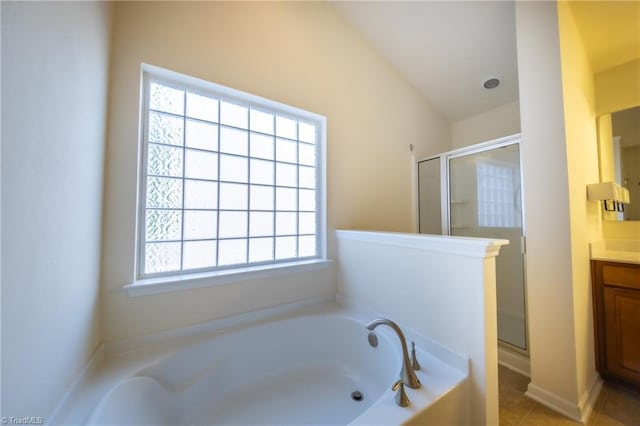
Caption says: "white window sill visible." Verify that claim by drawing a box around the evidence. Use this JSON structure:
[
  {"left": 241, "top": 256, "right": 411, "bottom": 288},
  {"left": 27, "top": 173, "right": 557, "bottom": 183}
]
[{"left": 124, "top": 259, "right": 333, "bottom": 297}]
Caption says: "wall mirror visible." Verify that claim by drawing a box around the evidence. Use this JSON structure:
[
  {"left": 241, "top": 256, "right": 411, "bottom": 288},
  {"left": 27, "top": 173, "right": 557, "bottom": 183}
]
[{"left": 597, "top": 105, "right": 640, "bottom": 221}]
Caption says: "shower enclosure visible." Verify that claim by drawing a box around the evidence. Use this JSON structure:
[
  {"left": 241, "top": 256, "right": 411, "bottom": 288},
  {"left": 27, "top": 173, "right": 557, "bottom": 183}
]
[{"left": 417, "top": 135, "right": 527, "bottom": 352}]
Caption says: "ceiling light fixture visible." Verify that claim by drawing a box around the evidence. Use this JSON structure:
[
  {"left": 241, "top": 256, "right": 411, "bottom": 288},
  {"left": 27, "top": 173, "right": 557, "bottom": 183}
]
[{"left": 483, "top": 78, "right": 500, "bottom": 89}]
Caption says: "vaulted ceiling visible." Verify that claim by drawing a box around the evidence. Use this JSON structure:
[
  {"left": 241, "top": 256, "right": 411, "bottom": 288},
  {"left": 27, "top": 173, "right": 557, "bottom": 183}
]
[
  {"left": 332, "top": 1, "right": 519, "bottom": 122},
  {"left": 332, "top": 1, "right": 639, "bottom": 124}
]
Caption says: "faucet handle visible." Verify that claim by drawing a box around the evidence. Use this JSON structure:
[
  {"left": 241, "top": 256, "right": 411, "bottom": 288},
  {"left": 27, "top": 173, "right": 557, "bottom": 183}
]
[
  {"left": 411, "top": 341, "right": 421, "bottom": 371},
  {"left": 392, "top": 380, "right": 410, "bottom": 407}
]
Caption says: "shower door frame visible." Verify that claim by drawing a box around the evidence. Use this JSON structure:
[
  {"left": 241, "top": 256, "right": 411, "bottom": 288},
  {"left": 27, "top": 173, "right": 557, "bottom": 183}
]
[{"left": 416, "top": 134, "right": 529, "bottom": 355}]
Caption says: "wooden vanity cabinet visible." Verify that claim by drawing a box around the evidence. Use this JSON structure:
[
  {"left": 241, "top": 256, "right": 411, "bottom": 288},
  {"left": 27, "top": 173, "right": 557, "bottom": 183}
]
[{"left": 591, "top": 260, "right": 640, "bottom": 387}]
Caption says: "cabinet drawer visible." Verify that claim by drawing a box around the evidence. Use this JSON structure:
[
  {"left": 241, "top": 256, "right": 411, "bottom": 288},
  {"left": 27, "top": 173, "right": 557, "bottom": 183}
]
[{"left": 603, "top": 264, "right": 640, "bottom": 291}]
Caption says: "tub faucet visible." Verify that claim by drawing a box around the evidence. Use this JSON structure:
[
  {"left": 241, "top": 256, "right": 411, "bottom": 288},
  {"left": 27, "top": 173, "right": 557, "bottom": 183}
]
[{"left": 365, "top": 318, "right": 421, "bottom": 389}]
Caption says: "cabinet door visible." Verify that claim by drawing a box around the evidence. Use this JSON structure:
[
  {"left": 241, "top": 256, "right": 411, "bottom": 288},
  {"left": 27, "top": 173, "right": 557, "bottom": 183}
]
[{"left": 604, "top": 286, "right": 640, "bottom": 385}]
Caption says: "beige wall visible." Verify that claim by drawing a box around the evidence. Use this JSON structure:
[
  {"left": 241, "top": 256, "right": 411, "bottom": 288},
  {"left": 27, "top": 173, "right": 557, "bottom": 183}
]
[
  {"left": 603, "top": 220, "right": 640, "bottom": 239},
  {"left": 557, "top": 0, "right": 601, "bottom": 409},
  {"left": 102, "top": 1, "right": 450, "bottom": 341},
  {"left": 516, "top": 0, "right": 574, "bottom": 402},
  {"left": 1, "top": 1, "right": 111, "bottom": 418},
  {"left": 515, "top": 1, "right": 594, "bottom": 421},
  {"left": 451, "top": 100, "right": 521, "bottom": 149},
  {"left": 595, "top": 59, "right": 640, "bottom": 116},
  {"left": 510, "top": 2, "right": 603, "bottom": 420}
]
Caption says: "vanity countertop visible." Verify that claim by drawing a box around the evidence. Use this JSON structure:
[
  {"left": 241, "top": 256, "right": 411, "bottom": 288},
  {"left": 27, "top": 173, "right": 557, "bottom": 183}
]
[{"left": 590, "top": 239, "right": 640, "bottom": 265}]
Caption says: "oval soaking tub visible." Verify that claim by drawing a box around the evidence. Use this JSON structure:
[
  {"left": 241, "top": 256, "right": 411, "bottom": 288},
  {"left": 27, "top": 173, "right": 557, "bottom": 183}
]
[{"left": 84, "top": 304, "right": 468, "bottom": 425}]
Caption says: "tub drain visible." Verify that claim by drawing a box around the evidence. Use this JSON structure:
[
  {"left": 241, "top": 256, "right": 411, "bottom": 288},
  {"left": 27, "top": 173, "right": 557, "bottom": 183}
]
[{"left": 351, "top": 390, "right": 364, "bottom": 401}]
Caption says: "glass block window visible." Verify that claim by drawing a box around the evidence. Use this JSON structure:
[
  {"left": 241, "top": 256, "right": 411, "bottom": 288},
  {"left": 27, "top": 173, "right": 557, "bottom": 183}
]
[
  {"left": 138, "top": 70, "right": 323, "bottom": 278},
  {"left": 476, "top": 161, "right": 522, "bottom": 228}
]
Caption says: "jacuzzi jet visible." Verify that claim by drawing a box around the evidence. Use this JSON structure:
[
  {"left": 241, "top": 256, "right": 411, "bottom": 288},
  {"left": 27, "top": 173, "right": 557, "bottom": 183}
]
[{"left": 351, "top": 390, "right": 364, "bottom": 401}]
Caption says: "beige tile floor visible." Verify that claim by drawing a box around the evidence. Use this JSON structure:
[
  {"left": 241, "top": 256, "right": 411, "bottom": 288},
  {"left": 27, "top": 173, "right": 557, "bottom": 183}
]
[{"left": 499, "top": 365, "right": 640, "bottom": 425}]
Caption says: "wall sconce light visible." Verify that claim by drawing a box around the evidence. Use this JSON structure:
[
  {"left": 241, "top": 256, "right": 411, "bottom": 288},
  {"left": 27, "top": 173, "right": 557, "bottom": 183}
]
[{"left": 587, "top": 182, "right": 630, "bottom": 212}]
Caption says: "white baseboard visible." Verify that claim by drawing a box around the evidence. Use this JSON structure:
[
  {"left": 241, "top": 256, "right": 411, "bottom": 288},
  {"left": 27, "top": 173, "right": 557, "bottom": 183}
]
[
  {"left": 526, "top": 384, "right": 582, "bottom": 422},
  {"left": 525, "top": 374, "right": 603, "bottom": 424},
  {"left": 578, "top": 374, "right": 604, "bottom": 424},
  {"left": 48, "top": 344, "right": 104, "bottom": 425},
  {"left": 498, "top": 345, "right": 530, "bottom": 377}
]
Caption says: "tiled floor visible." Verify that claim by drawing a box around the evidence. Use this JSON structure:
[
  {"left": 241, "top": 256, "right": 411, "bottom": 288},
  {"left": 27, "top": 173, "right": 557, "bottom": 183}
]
[{"left": 498, "top": 365, "right": 640, "bottom": 425}]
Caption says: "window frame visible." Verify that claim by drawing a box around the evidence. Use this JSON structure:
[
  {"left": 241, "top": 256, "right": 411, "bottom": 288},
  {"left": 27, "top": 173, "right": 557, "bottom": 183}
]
[{"left": 134, "top": 64, "right": 327, "bottom": 283}]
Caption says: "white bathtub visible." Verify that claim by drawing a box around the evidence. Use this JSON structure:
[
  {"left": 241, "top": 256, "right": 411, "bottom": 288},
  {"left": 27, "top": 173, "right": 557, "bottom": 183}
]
[{"left": 75, "top": 302, "right": 468, "bottom": 425}]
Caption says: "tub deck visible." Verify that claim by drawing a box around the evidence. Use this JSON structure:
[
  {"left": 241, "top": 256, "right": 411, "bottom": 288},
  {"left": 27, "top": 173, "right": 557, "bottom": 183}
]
[{"left": 54, "top": 299, "right": 469, "bottom": 425}]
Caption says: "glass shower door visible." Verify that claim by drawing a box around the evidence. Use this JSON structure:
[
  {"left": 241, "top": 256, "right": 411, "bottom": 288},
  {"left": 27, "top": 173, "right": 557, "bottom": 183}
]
[
  {"left": 448, "top": 143, "right": 527, "bottom": 350},
  {"left": 418, "top": 157, "right": 443, "bottom": 234}
]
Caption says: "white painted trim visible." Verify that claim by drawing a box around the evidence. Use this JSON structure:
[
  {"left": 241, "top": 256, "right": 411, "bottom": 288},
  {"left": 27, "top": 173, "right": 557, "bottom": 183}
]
[
  {"left": 336, "top": 229, "right": 508, "bottom": 258},
  {"left": 124, "top": 259, "right": 333, "bottom": 297},
  {"left": 525, "top": 383, "right": 583, "bottom": 423},
  {"left": 104, "top": 295, "right": 336, "bottom": 357},
  {"left": 578, "top": 375, "right": 604, "bottom": 424},
  {"left": 136, "top": 63, "right": 328, "bottom": 281},
  {"left": 48, "top": 345, "right": 104, "bottom": 425},
  {"left": 526, "top": 374, "right": 603, "bottom": 424},
  {"left": 142, "top": 63, "right": 327, "bottom": 122},
  {"left": 498, "top": 345, "right": 530, "bottom": 377}
]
